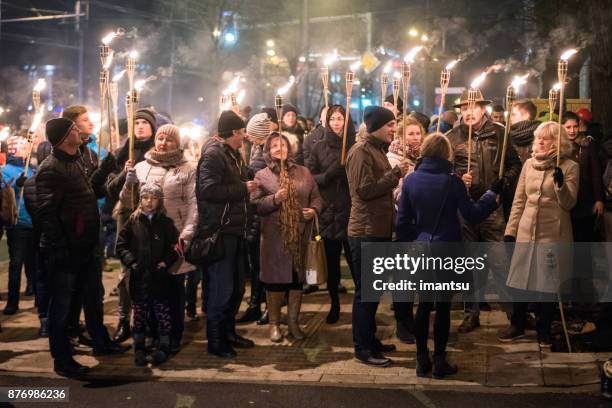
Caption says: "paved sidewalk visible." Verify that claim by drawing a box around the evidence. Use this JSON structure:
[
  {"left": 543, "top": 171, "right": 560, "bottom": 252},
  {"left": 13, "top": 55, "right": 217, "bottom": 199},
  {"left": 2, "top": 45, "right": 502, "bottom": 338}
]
[{"left": 0, "top": 260, "right": 609, "bottom": 388}]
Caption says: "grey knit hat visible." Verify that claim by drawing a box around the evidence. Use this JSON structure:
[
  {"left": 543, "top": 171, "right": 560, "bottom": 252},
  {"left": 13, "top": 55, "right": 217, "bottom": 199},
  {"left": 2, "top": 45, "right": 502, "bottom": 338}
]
[
  {"left": 140, "top": 182, "right": 163, "bottom": 199},
  {"left": 246, "top": 113, "right": 271, "bottom": 141}
]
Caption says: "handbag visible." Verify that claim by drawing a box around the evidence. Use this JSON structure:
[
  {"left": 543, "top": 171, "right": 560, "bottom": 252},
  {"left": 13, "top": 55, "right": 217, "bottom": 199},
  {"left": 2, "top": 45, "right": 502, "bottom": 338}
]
[
  {"left": 184, "top": 203, "right": 230, "bottom": 265},
  {"left": 304, "top": 213, "right": 328, "bottom": 285}
]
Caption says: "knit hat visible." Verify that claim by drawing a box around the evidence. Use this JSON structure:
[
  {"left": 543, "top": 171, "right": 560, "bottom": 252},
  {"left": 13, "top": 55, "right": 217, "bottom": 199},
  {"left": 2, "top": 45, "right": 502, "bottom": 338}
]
[
  {"left": 282, "top": 103, "right": 298, "bottom": 116},
  {"left": 363, "top": 106, "right": 396, "bottom": 133},
  {"left": 45, "top": 117, "right": 76, "bottom": 147},
  {"left": 385, "top": 94, "right": 403, "bottom": 112},
  {"left": 246, "top": 113, "right": 271, "bottom": 141},
  {"left": 156, "top": 124, "right": 181, "bottom": 145},
  {"left": 140, "top": 182, "right": 163, "bottom": 199},
  {"left": 261, "top": 107, "right": 278, "bottom": 124},
  {"left": 135, "top": 108, "right": 157, "bottom": 133},
  {"left": 218, "top": 110, "right": 246, "bottom": 136},
  {"left": 408, "top": 111, "right": 431, "bottom": 131}
]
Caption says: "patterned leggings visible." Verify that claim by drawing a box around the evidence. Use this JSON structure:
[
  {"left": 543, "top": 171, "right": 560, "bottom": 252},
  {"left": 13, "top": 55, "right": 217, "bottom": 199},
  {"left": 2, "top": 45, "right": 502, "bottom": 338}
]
[{"left": 132, "top": 301, "right": 171, "bottom": 334}]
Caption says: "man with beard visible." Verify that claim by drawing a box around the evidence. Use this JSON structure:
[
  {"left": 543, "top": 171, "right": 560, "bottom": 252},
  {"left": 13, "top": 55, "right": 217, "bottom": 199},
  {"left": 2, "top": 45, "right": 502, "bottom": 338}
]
[{"left": 446, "top": 90, "right": 522, "bottom": 333}]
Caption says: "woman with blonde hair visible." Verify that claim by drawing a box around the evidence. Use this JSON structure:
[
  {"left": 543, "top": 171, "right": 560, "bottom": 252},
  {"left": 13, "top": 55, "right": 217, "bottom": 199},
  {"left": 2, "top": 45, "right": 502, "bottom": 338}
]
[
  {"left": 387, "top": 117, "right": 425, "bottom": 204},
  {"left": 499, "top": 121, "right": 579, "bottom": 347},
  {"left": 396, "top": 132, "right": 500, "bottom": 379}
]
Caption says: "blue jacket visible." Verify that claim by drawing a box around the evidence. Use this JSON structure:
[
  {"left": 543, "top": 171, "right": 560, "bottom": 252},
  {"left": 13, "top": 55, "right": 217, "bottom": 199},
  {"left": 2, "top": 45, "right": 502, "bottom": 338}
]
[
  {"left": 2, "top": 156, "right": 34, "bottom": 228},
  {"left": 396, "top": 156, "right": 498, "bottom": 242}
]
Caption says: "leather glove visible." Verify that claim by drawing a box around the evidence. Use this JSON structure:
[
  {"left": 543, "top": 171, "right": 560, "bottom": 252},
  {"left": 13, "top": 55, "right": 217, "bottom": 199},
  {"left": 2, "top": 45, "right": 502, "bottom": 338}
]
[
  {"left": 553, "top": 167, "right": 564, "bottom": 188},
  {"left": 489, "top": 178, "right": 504, "bottom": 195},
  {"left": 125, "top": 168, "right": 138, "bottom": 185},
  {"left": 503, "top": 235, "right": 516, "bottom": 243},
  {"left": 15, "top": 173, "right": 27, "bottom": 188}
]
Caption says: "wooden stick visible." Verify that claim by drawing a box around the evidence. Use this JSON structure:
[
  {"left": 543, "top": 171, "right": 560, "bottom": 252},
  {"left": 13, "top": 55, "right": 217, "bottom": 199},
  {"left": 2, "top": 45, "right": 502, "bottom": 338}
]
[
  {"left": 466, "top": 89, "right": 478, "bottom": 174},
  {"left": 401, "top": 62, "right": 410, "bottom": 160},
  {"left": 557, "top": 60, "right": 568, "bottom": 168},
  {"left": 341, "top": 70, "right": 354, "bottom": 166},
  {"left": 392, "top": 77, "right": 400, "bottom": 117},
  {"left": 321, "top": 66, "right": 329, "bottom": 108},
  {"left": 499, "top": 86, "right": 515, "bottom": 178},
  {"left": 275, "top": 94, "right": 284, "bottom": 173},
  {"left": 380, "top": 72, "right": 388, "bottom": 106},
  {"left": 437, "top": 69, "right": 450, "bottom": 134}
]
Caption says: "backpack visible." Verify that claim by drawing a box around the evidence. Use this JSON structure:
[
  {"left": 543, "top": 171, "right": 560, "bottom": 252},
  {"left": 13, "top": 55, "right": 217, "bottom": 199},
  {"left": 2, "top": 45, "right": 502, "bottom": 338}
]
[{"left": 0, "top": 177, "right": 17, "bottom": 226}]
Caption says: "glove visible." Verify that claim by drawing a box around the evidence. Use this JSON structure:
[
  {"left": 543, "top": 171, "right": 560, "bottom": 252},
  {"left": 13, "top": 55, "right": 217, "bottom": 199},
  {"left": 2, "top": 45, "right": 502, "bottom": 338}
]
[
  {"left": 99, "top": 153, "right": 117, "bottom": 174},
  {"left": 15, "top": 173, "right": 27, "bottom": 188},
  {"left": 553, "top": 167, "right": 564, "bottom": 188},
  {"left": 489, "top": 178, "right": 504, "bottom": 195},
  {"left": 125, "top": 168, "right": 138, "bottom": 186},
  {"left": 503, "top": 235, "right": 516, "bottom": 243}
]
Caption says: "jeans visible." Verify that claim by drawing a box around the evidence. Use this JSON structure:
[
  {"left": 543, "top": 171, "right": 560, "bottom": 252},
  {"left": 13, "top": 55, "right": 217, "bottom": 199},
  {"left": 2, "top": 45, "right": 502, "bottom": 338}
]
[
  {"left": 6, "top": 227, "right": 37, "bottom": 307},
  {"left": 204, "top": 234, "right": 247, "bottom": 341},
  {"left": 34, "top": 232, "right": 49, "bottom": 318},
  {"left": 415, "top": 301, "right": 451, "bottom": 356},
  {"left": 348, "top": 236, "right": 388, "bottom": 356},
  {"left": 324, "top": 239, "right": 343, "bottom": 302},
  {"left": 46, "top": 249, "right": 111, "bottom": 362},
  {"left": 101, "top": 212, "right": 117, "bottom": 258},
  {"left": 247, "top": 237, "right": 263, "bottom": 306},
  {"left": 170, "top": 273, "right": 187, "bottom": 343},
  {"left": 186, "top": 268, "right": 202, "bottom": 314}
]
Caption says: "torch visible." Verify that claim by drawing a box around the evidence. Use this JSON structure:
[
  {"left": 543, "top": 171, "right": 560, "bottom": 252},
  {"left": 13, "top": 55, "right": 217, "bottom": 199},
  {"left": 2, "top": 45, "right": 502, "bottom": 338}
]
[
  {"left": 109, "top": 81, "right": 119, "bottom": 150},
  {"left": 125, "top": 50, "right": 137, "bottom": 163},
  {"left": 98, "top": 69, "right": 109, "bottom": 158},
  {"left": 466, "top": 72, "right": 487, "bottom": 174},
  {"left": 556, "top": 49, "right": 577, "bottom": 167},
  {"left": 340, "top": 70, "right": 354, "bottom": 166},
  {"left": 230, "top": 92, "right": 239, "bottom": 114},
  {"left": 548, "top": 83, "right": 560, "bottom": 122},
  {"left": 401, "top": 62, "right": 411, "bottom": 159},
  {"left": 381, "top": 61, "right": 391, "bottom": 105},
  {"left": 499, "top": 74, "right": 528, "bottom": 178},
  {"left": 18, "top": 104, "right": 45, "bottom": 213},
  {"left": 275, "top": 93, "right": 284, "bottom": 172},
  {"left": 320, "top": 66, "right": 329, "bottom": 108},
  {"left": 437, "top": 60, "right": 459, "bottom": 134},
  {"left": 392, "top": 75, "right": 400, "bottom": 119}
]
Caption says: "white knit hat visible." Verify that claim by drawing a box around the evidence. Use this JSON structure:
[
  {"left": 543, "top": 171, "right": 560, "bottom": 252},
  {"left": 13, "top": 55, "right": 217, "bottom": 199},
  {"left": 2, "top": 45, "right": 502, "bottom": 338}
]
[
  {"left": 246, "top": 113, "right": 270, "bottom": 141},
  {"left": 156, "top": 124, "right": 181, "bottom": 145}
]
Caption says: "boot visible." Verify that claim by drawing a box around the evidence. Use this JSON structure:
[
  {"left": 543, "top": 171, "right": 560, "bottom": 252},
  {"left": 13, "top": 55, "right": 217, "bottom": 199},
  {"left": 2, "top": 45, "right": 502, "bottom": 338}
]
[
  {"left": 39, "top": 318, "right": 49, "bottom": 338},
  {"left": 416, "top": 352, "right": 432, "bottom": 377},
  {"left": 151, "top": 334, "right": 170, "bottom": 365},
  {"left": 257, "top": 308, "right": 269, "bottom": 325},
  {"left": 288, "top": 290, "right": 305, "bottom": 340},
  {"left": 133, "top": 332, "right": 147, "bottom": 367},
  {"left": 207, "top": 320, "right": 236, "bottom": 359},
  {"left": 266, "top": 291, "right": 283, "bottom": 343},
  {"left": 326, "top": 294, "right": 340, "bottom": 324},
  {"left": 432, "top": 353, "right": 458, "bottom": 379},
  {"left": 112, "top": 319, "right": 131, "bottom": 343},
  {"left": 226, "top": 316, "right": 254, "bottom": 348},
  {"left": 236, "top": 304, "right": 261, "bottom": 324}
]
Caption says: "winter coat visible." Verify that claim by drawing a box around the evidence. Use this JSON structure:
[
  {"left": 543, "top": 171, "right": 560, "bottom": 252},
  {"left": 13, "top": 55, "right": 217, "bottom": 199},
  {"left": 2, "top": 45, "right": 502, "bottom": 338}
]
[
  {"left": 346, "top": 134, "right": 402, "bottom": 238},
  {"left": 23, "top": 177, "right": 38, "bottom": 229},
  {"left": 302, "top": 125, "right": 324, "bottom": 164},
  {"left": 568, "top": 135, "right": 603, "bottom": 219},
  {"left": 196, "top": 138, "right": 249, "bottom": 237},
  {"left": 2, "top": 156, "right": 34, "bottom": 228},
  {"left": 281, "top": 125, "right": 305, "bottom": 165},
  {"left": 386, "top": 150, "right": 416, "bottom": 207},
  {"left": 306, "top": 127, "right": 351, "bottom": 240},
  {"left": 36, "top": 148, "right": 100, "bottom": 251},
  {"left": 120, "top": 150, "right": 198, "bottom": 274},
  {"left": 505, "top": 157, "right": 579, "bottom": 293},
  {"left": 37, "top": 141, "right": 52, "bottom": 164},
  {"left": 250, "top": 162, "right": 322, "bottom": 284},
  {"left": 446, "top": 117, "right": 522, "bottom": 215},
  {"left": 396, "top": 156, "right": 498, "bottom": 242},
  {"left": 116, "top": 211, "right": 179, "bottom": 302},
  {"left": 246, "top": 143, "right": 267, "bottom": 242}
]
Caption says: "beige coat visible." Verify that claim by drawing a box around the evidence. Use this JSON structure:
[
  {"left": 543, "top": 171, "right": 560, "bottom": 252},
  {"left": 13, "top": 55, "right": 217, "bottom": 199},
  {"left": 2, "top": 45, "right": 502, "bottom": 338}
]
[
  {"left": 120, "top": 154, "right": 198, "bottom": 274},
  {"left": 504, "top": 157, "right": 579, "bottom": 293}
]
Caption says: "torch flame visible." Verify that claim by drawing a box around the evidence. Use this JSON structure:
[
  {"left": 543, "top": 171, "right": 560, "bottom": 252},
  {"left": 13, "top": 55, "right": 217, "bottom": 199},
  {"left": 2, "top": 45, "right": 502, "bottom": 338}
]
[
  {"left": 393, "top": 71, "right": 402, "bottom": 79},
  {"left": 0, "top": 127, "right": 9, "bottom": 142},
  {"left": 102, "top": 32, "right": 118, "bottom": 45},
  {"left": 128, "top": 50, "right": 139, "bottom": 59},
  {"left": 237, "top": 89, "right": 246, "bottom": 104},
  {"left": 277, "top": 76, "right": 296, "bottom": 95},
  {"left": 445, "top": 59, "right": 459, "bottom": 71},
  {"left": 29, "top": 109, "right": 44, "bottom": 133},
  {"left": 134, "top": 79, "right": 146, "bottom": 92},
  {"left": 404, "top": 46, "right": 424, "bottom": 63},
  {"left": 323, "top": 49, "right": 339, "bottom": 67},
  {"left": 33, "top": 78, "right": 46, "bottom": 93},
  {"left": 471, "top": 72, "right": 487, "bottom": 89},
  {"left": 103, "top": 51, "right": 115, "bottom": 70},
  {"left": 560, "top": 48, "right": 578, "bottom": 61},
  {"left": 112, "top": 70, "right": 126, "bottom": 82},
  {"left": 511, "top": 73, "right": 529, "bottom": 91},
  {"left": 224, "top": 76, "right": 241, "bottom": 95},
  {"left": 350, "top": 60, "right": 362, "bottom": 71},
  {"left": 553, "top": 82, "right": 562, "bottom": 91},
  {"left": 383, "top": 61, "right": 393, "bottom": 73}
]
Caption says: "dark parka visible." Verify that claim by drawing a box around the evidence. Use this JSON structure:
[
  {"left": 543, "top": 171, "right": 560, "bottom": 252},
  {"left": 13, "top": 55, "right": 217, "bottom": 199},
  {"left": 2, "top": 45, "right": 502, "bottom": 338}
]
[
  {"left": 246, "top": 143, "right": 267, "bottom": 242},
  {"left": 302, "top": 125, "right": 324, "bottom": 164},
  {"left": 196, "top": 138, "right": 249, "bottom": 237},
  {"left": 569, "top": 135, "right": 604, "bottom": 218},
  {"left": 446, "top": 117, "right": 522, "bottom": 218},
  {"left": 116, "top": 211, "right": 179, "bottom": 302},
  {"left": 307, "top": 127, "right": 352, "bottom": 240},
  {"left": 36, "top": 149, "right": 100, "bottom": 251}
]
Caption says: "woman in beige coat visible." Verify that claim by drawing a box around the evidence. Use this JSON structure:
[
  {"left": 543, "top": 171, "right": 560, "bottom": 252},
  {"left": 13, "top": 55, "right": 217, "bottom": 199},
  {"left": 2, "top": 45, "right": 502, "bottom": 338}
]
[
  {"left": 121, "top": 124, "right": 198, "bottom": 352},
  {"left": 250, "top": 133, "right": 322, "bottom": 342},
  {"left": 499, "top": 121, "right": 579, "bottom": 347}
]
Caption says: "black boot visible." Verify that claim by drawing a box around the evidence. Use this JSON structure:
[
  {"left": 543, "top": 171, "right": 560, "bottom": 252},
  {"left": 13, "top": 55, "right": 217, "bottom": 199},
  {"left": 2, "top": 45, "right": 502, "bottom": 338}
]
[
  {"left": 227, "top": 317, "right": 254, "bottom": 348},
  {"left": 433, "top": 353, "right": 458, "bottom": 379},
  {"left": 207, "top": 321, "right": 236, "bottom": 359},
  {"left": 112, "top": 319, "right": 131, "bottom": 343},
  {"left": 416, "top": 352, "right": 432, "bottom": 377},
  {"left": 236, "top": 305, "right": 261, "bottom": 324},
  {"left": 326, "top": 294, "right": 340, "bottom": 324},
  {"left": 257, "top": 309, "right": 269, "bottom": 325},
  {"left": 133, "top": 332, "right": 147, "bottom": 367},
  {"left": 38, "top": 318, "right": 49, "bottom": 338},
  {"left": 151, "top": 334, "right": 170, "bottom": 365},
  {"left": 54, "top": 358, "right": 90, "bottom": 378}
]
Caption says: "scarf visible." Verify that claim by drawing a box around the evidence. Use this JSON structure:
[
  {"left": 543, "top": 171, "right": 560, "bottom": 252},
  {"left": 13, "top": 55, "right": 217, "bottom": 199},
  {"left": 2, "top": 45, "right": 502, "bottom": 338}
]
[
  {"left": 509, "top": 120, "right": 540, "bottom": 147},
  {"left": 531, "top": 148, "right": 557, "bottom": 171},
  {"left": 145, "top": 148, "right": 185, "bottom": 168},
  {"left": 388, "top": 138, "right": 420, "bottom": 161}
]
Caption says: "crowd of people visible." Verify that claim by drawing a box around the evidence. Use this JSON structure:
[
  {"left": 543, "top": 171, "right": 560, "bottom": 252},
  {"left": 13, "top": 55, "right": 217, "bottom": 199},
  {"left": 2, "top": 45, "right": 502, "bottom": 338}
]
[{"left": 0, "top": 89, "right": 610, "bottom": 381}]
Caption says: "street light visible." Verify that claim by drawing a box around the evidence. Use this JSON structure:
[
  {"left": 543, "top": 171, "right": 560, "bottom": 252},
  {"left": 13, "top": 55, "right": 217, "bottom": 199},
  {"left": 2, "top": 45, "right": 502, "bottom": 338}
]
[
  {"left": 266, "top": 40, "right": 275, "bottom": 47},
  {"left": 421, "top": 34, "right": 429, "bottom": 42},
  {"left": 409, "top": 28, "right": 418, "bottom": 37},
  {"left": 267, "top": 49, "right": 276, "bottom": 57}
]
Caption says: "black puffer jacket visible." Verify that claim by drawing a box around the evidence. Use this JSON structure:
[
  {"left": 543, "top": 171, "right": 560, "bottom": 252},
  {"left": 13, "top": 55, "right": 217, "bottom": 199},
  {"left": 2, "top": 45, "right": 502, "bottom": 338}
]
[
  {"left": 36, "top": 149, "right": 100, "bottom": 251},
  {"left": 307, "top": 127, "right": 352, "bottom": 240},
  {"left": 246, "top": 144, "right": 267, "bottom": 242},
  {"left": 569, "top": 135, "right": 604, "bottom": 218},
  {"left": 197, "top": 138, "right": 249, "bottom": 237},
  {"left": 23, "top": 177, "right": 38, "bottom": 228},
  {"left": 105, "top": 137, "right": 155, "bottom": 203},
  {"left": 116, "top": 211, "right": 179, "bottom": 302}
]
